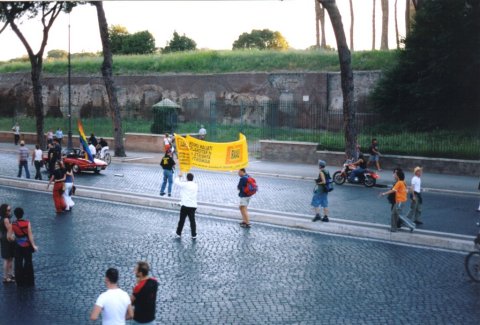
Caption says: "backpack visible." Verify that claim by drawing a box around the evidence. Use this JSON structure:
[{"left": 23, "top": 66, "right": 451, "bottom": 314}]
[
  {"left": 322, "top": 170, "right": 334, "bottom": 192},
  {"left": 243, "top": 176, "right": 258, "bottom": 197}
]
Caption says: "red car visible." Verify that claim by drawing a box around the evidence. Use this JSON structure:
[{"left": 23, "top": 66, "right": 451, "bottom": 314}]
[{"left": 43, "top": 148, "right": 108, "bottom": 174}]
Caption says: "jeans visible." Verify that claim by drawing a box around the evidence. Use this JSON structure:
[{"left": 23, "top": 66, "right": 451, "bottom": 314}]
[
  {"left": 176, "top": 206, "right": 197, "bottom": 237},
  {"left": 18, "top": 160, "right": 30, "bottom": 178},
  {"left": 349, "top": 167, "right": 365, "bottom": 182},
  {"left": 391, "top": 202, "right": 404, "bottom": 231},
  {"left": 406, "top": 193, "right": 422, "bottom": 222},
  {"left": 34, "top": 160, "right": 42, "bottom": 180},
  {"left": 160, "top": 169, "right": 174, "bottom": 194}
]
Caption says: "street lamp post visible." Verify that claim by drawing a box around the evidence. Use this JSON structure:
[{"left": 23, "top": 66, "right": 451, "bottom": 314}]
[{"left": 67, "top": 13, "right": 73, "bottom": 151}]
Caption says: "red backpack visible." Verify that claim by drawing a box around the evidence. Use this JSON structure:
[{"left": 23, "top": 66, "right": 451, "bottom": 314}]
[{"left": 243, "top": 176, "right": 258, "bottom": 197}]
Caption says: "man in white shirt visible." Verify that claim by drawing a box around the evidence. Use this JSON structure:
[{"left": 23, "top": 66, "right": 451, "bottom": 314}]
[
  {"left": 198, "top": 125, "right": 207, "bottom": 140},
  {"left": 88, "top": 141, "right": 97, "bottom": 157},
  {"left": 90, "top": 268, "right": 133, "bottom": 325},
  {"left": 174, "top": 172, "right": 198, "bottom": 239},
  {"left": 406, "top": 166, "right": 423, "bottom": 225}
]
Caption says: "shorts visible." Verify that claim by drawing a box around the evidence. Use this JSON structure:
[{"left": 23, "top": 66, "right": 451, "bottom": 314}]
[
  {"left": 239, "top": 197, "right": 251, "bottom": 207},
  {"left": 311, "top": 193, "right": 328, "bottom": 208},
  {"left": 369, "top": 154, "right": 379, "bottom": 162}
]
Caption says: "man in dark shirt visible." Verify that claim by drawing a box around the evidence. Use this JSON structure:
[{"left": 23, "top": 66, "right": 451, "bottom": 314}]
[
  {"left": 131, "top": 261, "right": 158, "bottom": 324},
  {"left": 348, "top": 151, "right": 367, "bottom": 183},
  {"left": 159, "top": 151, "right": 176, "bottom": 197}
]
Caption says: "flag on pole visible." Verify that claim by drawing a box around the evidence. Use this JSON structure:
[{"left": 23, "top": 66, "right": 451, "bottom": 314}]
[{"left": 77, "top": 119, "right": 94, "bottom": 162}]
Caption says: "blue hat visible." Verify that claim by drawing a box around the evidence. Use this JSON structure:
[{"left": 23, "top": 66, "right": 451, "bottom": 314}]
[{"left": 318, "top": 160, "right": 326, "bottom": 168}]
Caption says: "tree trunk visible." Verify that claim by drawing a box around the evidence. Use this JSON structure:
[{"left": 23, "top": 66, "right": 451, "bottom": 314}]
[
  {"left": 380, "top": 0, "right": 389, "bottom": 50},
  {"left": 30, "top": 58, "right": 46, "bottom": 149},
  {"left": 349, "top": 0, "right": 354, "bottom": 51},
  {"left": 320, "top": 4, "right": 326, "bottom": 48},
  {"left": 395, "top": 0, "right": 399, "bottom": 48},
  {"left": 93, "top": 2, "right": 126, "bottom": 157},
  {"left": 372, "top": 0, "right": 376, "bottom": 50},
  {"left": 318, "top": 0, "right": 356, "bottom": 158},
  {"left": 315, "top": 0, "right": 320, "bottom": 48}
]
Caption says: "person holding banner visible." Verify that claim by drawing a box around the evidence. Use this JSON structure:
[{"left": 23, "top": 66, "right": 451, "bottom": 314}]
[
  {"left": 160, "top": 151, "right": 176, "bottom": 197},
  {"left": 174, "top": 173, "right": 198, "bottom": 239}
]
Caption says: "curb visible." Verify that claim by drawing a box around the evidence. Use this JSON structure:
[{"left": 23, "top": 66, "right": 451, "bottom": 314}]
[{"left": 0, "top": 176, "right": 475, "bottom": 253}]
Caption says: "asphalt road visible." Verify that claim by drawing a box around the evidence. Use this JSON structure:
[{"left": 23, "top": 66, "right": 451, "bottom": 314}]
[{"left": 0, "top": 186, "right": 479, "bottom": 324}]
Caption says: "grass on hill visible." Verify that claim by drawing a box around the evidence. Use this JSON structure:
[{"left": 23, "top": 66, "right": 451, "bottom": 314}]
[{"left": 0, "top": 49, "right": 398, "bottom": 74}]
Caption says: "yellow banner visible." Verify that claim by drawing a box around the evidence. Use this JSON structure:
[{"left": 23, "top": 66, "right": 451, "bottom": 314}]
[{"left": 174, "top": 133, "right": 249, "bottom": 172}]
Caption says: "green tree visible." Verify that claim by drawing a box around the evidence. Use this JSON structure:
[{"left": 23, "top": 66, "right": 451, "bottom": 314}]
[
  {"left": 232, "top": 29, "right": 289, "bottom": 50},
  {"left": 372, "top": 0, "right": 480, "bottom": 130},
  {"left": 108, "top": 25, "right": 129, "bottom": 54},
  {"left": 0, "top": 2, "right": 74, "bottom": 149},
  {"left": 47, "top": 49, "right": 68, "bottom": 59},
  {"left": 162, "top": 31, "right": 197, "bottom": 53},
  {"left": 123, "top": 30, "right": 156, "bottom": 55}
]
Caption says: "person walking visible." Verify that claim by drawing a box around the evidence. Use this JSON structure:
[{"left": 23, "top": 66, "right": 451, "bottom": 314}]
[
  {"left": 63, "top": 164, "right": 75, "bottom": 211},
  {"left": 12, "top": 122, "right": 20, "bottom": 145},
  {"left": 380, "top": 169, "right": 408, "bottom": 232},
  {"left": 17, "top": 140, "right": 30, "bottom": 179},
  {"left": 159, "top": 151, "right": 175, "bottom": 197},
  {"left": 174, "top": 173, "right": 198, "bottom": 239},
  {"left": 55, "top": 127, "right": 64, "bottom": 147},
  {"left": 130, "top": 261, "right": 158, "bottom": 324},
  {"left": 11, "top": 207, "right": 38, "bottom": 287},
  {"left": 47, "top": 161, "right": 67, "bottom": 214},
  {"left": 198, "top": 125, "right": 207, "bottom": 140},
  {"left": 90, "top": 268, "right": 133, "bottom": 324},
  {"left": 406, "top": 167, "right": 423, "bottom": 225},
  {"left": 46, "top": 129, "right": 54, "bottom": 145},
  {"left": 237, "top": 168, "right": 256, "bottom": 228},
  {"left": 0, "top": 204, "right": 15, "bottom": 284},
  {"left": 311, "top": 160, "right": 330, "bottom": 222},
  {"left": 368, "top": 138, "right": 382, "bottom": 171},
  {"left": 32, "top": 144, "right": 43, "bottom": 180}
]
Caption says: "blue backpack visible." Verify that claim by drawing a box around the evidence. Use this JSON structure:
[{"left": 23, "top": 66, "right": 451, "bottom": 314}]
[{"left": 322, "top": 170, "right": 334, "bottom": 192}]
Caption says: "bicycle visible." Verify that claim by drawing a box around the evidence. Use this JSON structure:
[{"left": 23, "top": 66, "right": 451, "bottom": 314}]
[
  {"left": 465, "top": 219, "right": 480, "bottom": 282},
  {"left": 95, "top": 147, "right": 112, "bottom": 165}
]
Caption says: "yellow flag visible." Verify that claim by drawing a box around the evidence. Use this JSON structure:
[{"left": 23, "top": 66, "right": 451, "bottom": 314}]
[
  {"left": 174, "top": 133, "right": 249, "bottom": 171},
  {"left": 174, "top": 134, "right": 192, "bottom": 173}
]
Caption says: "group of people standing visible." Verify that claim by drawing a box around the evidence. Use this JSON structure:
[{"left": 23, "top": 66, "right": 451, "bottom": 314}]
[
  {"left": 90, "top": 263, "right": 159, "bottom": 324},
  {"left": 1, "top": 204, "right": 38, "bottom": 287}
]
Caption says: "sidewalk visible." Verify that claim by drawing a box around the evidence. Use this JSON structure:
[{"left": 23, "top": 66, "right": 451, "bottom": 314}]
[{"left": 2, "top": 141, "right": 478, "bottom": 195}]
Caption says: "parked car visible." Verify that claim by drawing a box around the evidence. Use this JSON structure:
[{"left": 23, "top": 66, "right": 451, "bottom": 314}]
[{"left": 43, "top": 148, "right": 108, "bottom": 174}]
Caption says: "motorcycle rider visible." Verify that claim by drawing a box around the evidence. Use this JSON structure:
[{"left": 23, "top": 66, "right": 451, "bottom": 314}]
[{"left": 348, "top": 145, "right": 367, "bottom": 183}]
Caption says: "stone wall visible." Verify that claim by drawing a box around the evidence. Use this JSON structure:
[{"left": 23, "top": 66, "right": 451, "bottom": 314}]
[
  {"left": 260, "top": 140, "right": 480, "bottom": 176},
  {"left": 0, "top": 72, "right": 381, "bottom": 124}
]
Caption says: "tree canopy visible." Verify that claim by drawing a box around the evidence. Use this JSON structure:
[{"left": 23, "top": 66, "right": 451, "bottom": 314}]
[
  {"left": 232, "top": 29, "right": 289, "bottom": 50},
  {"left": 371, "top": 0, "right": 480, "bottom": 131},
  {"left": 108, "top": 25, "right": 156, "bottom": 55},
  {"left": 162, "top": 31, "right": 197, "bottom": 53}
]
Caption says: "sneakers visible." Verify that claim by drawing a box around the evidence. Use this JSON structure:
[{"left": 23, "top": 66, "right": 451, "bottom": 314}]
[
  {"left": 322, "top": 216, "right": 329, "bottom": 222},
  {"left": 160, "top": 192, "right": 166, "bottom": 196},
  {"left": 175, "top": 233, "right": 181, "bottom": 238},
  {"left": 239, "top": 222, "right": 251, "bottom": 228},
  {"left": 192, "top": 236, "right": 197, "bottom": 239},
  {"left": 168, "top": 194, "right": 171, "bottom": 197},
  {"left": 312, "top": 214, "right": 321, "bottom": 222}
]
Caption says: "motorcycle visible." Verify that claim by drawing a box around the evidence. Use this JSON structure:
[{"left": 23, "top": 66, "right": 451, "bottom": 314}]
[{"left": 332, "top": 159, "right": 380, "bottom": 188}]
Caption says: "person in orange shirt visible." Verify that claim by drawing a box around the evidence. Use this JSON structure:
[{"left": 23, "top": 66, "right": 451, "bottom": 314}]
[{"left": 381, "top": 169, "right": 407, "bottom": 232}]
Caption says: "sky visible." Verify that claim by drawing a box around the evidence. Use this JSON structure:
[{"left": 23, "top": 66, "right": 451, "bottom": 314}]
[{"left": 0, "top": 0, "right": 406, "bottom": 61}]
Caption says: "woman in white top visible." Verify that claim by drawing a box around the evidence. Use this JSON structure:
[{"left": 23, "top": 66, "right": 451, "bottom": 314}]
[{"left": 32, "top": 144, "right": 43, "bottom": 180}]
